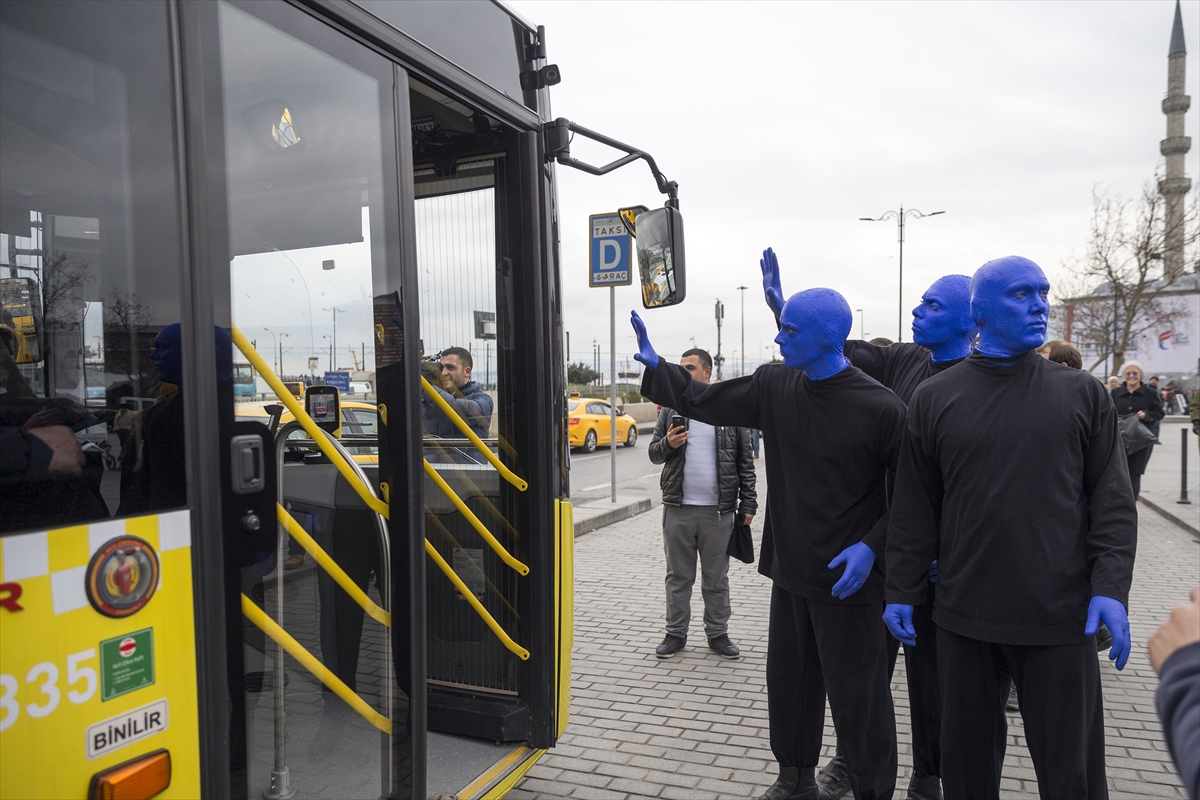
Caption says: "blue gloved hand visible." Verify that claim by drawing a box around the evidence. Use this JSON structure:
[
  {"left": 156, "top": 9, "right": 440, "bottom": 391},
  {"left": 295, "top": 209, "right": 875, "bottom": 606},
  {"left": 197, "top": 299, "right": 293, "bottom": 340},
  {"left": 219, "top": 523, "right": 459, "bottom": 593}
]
[
  {"left": 828, "top": 542, "right": 875, "bottom": 600},
  {"left": 1086, "top": 595, "right": 1131, "bottom": 670},
  {"left": 629, "top": 310, "right": 660, "bottom": 371},
  {"left": 883, "top": 604, "right": 916, "bottom": 646},
  {"left": 929, "top": 560, "right": 938, "bottom": 584},
  {"left": 760, "top": 247, "right": 785, "bottom": 324}
]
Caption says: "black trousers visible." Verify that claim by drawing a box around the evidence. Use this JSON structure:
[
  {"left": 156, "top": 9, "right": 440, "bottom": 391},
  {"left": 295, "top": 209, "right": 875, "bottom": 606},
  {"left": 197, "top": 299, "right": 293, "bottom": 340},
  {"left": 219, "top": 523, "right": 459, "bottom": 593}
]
[
  {"left": 900, "top": 588, "right": 942, "bottom": 779},
  {"left": 767, "top": 586, "right": 897, "bottom": 800},
  {"left": 937, "top": 626, "right": 1107, "bottom": 800}
]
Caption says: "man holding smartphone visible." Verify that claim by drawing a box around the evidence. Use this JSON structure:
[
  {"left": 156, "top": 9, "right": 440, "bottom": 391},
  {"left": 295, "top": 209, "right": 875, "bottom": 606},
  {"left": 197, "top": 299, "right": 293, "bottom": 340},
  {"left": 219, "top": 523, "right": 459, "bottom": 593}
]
[{"left": 648, "top": 348, "right": 757, "bottom": 659}]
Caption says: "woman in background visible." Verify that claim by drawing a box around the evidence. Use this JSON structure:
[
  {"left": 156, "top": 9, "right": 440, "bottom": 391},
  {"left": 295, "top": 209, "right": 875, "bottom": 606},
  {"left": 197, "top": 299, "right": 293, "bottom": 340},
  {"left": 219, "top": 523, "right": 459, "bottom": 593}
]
[{"left": 1111, "top": 360, "right": 1164, "bottom": 498}]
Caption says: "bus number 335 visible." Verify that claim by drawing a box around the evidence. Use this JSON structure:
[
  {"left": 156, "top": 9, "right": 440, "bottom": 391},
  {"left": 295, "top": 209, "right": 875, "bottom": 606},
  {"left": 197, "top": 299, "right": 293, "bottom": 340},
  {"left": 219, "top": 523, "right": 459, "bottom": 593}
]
[{"left": 0, "top": 649, "right": 99, "bottom": 731}]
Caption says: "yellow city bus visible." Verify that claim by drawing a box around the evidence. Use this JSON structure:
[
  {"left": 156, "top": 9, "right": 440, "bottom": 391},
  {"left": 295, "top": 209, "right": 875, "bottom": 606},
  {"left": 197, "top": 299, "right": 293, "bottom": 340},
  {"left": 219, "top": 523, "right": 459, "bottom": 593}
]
[{"left": 0, "top": 2, "right": 685, "bottom": 798}]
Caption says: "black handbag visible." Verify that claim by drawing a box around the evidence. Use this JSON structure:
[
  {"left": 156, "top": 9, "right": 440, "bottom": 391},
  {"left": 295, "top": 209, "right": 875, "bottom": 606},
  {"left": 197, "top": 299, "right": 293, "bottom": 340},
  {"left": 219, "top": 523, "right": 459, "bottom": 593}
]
[
  {"left": 727, "top": 522, "right": 754, "bottom": 564},
  {"left": 1119, "top": 413, "right": 1157, "bottom": 455}
]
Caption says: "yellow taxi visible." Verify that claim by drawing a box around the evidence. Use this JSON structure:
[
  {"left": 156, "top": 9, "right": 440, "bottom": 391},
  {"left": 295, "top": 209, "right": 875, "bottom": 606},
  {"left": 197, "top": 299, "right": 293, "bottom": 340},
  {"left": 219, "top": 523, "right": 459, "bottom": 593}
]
[
  {"left": 568, "top": 397, "right": 638, "bottom": 453},
  {"left": 234, "top": 400, "right": 380, "bottom": 462}
]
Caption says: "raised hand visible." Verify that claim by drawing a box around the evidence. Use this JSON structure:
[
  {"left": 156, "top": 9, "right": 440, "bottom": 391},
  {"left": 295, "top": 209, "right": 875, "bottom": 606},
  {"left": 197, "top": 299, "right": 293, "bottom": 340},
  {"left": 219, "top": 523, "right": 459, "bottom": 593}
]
[
  {"left": 760, "top": 247, "right": 785, "bottom": 324},
  {"left": 1086, "top": 595, "right": 1131, "bottom": 670},
  {"left": 884, "top": 604, "right": 917, "bottom": 646},
  {"left": 629, "top": 310, "right": 660, "bottom": 371},
  {"left": 828, "top": 541, "right": 875, "bottom": 600}
]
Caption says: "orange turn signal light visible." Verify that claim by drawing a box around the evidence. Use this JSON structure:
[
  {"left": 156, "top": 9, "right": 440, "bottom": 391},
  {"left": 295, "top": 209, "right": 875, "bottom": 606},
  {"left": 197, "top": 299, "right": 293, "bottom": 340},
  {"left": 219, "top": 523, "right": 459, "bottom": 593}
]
[{"left": 89, "top": 749, "right": 171, "bottom": 800}]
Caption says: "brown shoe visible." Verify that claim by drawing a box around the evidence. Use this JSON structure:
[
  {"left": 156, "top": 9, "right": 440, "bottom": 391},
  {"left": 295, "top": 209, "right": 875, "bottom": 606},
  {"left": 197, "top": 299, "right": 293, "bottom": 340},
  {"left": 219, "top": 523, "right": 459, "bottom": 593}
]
[{"left": 283, "top": 553, "right": 306, "bottom": 570}]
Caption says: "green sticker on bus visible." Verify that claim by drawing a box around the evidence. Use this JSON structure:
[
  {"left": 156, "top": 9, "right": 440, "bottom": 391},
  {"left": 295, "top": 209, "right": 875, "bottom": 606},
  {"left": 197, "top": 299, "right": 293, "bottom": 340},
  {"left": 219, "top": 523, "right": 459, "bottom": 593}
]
[{"left": 100, "top": 628, "right": 155, "bottom": 701}]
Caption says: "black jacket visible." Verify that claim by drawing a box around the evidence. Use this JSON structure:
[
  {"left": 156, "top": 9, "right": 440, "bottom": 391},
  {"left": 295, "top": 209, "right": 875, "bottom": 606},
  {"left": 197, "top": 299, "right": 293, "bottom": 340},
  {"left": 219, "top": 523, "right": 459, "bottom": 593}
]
[
  {"left": 1111, "top": 384, "right": 1165, "bottom": 428},
  {"left": 648, "top": 407, "right": 757, "bottom": 517}
]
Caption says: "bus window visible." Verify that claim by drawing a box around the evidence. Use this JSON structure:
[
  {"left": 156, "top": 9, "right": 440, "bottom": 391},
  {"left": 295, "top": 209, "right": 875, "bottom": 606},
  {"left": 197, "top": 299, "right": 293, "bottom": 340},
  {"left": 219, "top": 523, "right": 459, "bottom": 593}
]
[{"left": 0, "top": 0, "right": 187, "bottom": 534}]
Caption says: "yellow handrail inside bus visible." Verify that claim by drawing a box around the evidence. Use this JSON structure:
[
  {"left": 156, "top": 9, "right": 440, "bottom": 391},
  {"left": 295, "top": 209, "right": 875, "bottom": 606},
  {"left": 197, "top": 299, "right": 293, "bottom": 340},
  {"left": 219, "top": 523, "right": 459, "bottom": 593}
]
[
  {"left": 421, "top": 376, "right": 527, "bottom": 491},
  {"left": 424, "top": 540, "right": 530, "bottom": 661},
  {"left": 424, "top": 460, "right": 528, "bottom": 576},
  {"left": 423, "top": 440, "right": 521, "bottom": 541},
  {"left": 231, "top": 325, "right": 389, "bottom": 518},
  {"left": 425, "top": 510, "right": 519, "bottom": 621},
  {"left": 241, "top": 594, "right": 392, "bottom": 734},
  {"left": 278, "top": 504, "right": 390, "bottom": 627}
]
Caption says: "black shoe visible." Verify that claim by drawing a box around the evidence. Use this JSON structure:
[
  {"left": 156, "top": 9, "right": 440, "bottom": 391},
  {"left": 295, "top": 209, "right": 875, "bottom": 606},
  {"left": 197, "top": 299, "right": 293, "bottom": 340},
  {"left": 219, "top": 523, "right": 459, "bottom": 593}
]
[
  {"left": 1006, "top": 682, "right": 1020, "bottom": 712},
  {"left": 1096, "top": 622, "right": 1113, "bottom": 652},
  {"left": 758, "top": 767, "right": 819, "bottom": 800},
  {"left": 708, "top": 634, "right": 741, "bottom": 659},
  {"left": 816, "top": 754, "right": 851, "bottom": 800},
  {"left": 655, "top": 634, "right": 686, "bottom": 658},
  {"left": 906, "top": 773, "right": 942, "bottom": 800}
]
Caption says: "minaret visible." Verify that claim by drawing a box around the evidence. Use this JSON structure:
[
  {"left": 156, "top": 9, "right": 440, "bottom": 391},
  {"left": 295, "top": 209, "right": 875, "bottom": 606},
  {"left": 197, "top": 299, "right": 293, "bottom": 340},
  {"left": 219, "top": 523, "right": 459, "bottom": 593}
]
[{"left": 1160, "top": 0, "right": 1192, "bottom": 280}]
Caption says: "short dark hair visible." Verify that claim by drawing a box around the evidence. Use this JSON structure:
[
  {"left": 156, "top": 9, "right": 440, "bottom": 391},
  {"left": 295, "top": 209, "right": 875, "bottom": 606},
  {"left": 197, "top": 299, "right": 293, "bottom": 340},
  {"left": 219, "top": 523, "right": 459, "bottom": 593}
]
[
  {"left": 440, "top": 346, "right": 473, "bottom": 370},
  {"left": 1041, "top": 340, "right": 1082, "bottom": 370},
  {"left": 868, "top": 337, "right": 894, "bottom": 347},
  {"left": 680, "top": 348, "right": 712, "bottom": 371}
]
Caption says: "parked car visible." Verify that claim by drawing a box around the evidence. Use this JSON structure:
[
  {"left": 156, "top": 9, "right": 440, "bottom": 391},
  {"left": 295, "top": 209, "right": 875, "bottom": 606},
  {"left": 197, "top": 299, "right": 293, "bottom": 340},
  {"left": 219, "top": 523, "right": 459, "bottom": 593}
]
[{"left": 568, "top": 398, "right": 637, "bottom": 453}]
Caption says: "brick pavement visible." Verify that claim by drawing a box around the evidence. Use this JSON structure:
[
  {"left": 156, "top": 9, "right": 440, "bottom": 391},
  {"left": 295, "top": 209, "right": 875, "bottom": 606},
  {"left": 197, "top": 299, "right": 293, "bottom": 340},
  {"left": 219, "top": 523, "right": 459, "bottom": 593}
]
[{"left": 512, "top": 462, "right": 1200, "bottom": 799}]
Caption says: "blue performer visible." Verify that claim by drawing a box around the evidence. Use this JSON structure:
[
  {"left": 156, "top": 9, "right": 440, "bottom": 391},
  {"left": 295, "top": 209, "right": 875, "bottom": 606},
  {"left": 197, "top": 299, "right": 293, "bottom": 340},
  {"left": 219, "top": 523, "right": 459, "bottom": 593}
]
[
  {"left": 884, "top": 256, "right": 1137, "bottom": 800},
  {"left": 761, "top": 247, "right": 974, "bottom": 800},
  {"left": 632, "top": 288, "right": 905, "bottom": 800}
]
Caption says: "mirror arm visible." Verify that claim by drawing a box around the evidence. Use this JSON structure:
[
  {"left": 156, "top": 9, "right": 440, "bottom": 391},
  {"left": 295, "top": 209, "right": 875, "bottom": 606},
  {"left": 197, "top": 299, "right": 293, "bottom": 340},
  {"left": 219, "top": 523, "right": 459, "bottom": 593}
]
[{"left": 545, "top": 118, "right": 679, "bottom": 202}]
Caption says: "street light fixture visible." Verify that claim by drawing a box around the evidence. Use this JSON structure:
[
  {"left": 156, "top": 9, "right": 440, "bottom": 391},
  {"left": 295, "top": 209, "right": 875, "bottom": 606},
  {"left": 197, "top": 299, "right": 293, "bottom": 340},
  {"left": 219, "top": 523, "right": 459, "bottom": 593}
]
[
  {"left": 279, "top": 332, "right": 289, "bottom": 376},
  {"left": 855, "top": 309, "right": 864, "bottom": 341},
  {"left": 321, "top": 306, "right": 343, "bottom": 371},
  {"left": 860, "top": 206, "right": 944, "bottom": 342}
]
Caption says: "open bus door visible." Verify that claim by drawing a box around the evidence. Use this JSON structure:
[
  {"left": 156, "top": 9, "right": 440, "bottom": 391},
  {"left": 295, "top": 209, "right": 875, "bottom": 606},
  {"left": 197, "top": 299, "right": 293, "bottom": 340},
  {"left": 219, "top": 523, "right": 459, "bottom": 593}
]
[{"left": 1, "top": 1, "right": 687, "bottom": 797}]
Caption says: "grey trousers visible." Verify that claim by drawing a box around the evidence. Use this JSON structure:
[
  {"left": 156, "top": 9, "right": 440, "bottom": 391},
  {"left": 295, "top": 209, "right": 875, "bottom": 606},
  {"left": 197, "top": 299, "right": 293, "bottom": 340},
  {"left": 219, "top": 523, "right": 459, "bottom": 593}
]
[{"left": 663, "top": 504, "right": 733, "bottom": 639}]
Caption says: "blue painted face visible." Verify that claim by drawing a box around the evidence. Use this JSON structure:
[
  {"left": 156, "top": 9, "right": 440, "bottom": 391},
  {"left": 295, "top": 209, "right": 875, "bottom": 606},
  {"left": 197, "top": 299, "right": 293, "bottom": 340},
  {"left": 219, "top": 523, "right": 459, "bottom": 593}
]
[
  {"left": 151, "top": 323, "right": 183, "bottom": 385},
  {"left": 970, "top": 256, "right": 1050, "bottom": 359},
  {"left": 148, "top": 323, "right": 233, "bottom": 385},
  {"left": 774, "top": 288, "right": 852, "bottom": 379},
  {"left": 911, "top": 274, "right": 975, "bottom": 362}
]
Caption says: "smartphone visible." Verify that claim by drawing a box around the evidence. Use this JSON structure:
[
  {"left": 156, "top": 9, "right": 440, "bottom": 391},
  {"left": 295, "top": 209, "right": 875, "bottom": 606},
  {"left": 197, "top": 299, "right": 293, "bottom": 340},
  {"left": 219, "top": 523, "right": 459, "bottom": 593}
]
[{"left": 670, "top": 414, "right": 684, "bottom": 429}]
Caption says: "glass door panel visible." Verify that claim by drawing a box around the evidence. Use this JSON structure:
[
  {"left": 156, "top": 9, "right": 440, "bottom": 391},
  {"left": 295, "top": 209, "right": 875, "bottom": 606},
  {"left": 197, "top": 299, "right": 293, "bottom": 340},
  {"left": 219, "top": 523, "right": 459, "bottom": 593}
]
[{"left": 210, "top": 3, "right": 408, "bottom": 797}]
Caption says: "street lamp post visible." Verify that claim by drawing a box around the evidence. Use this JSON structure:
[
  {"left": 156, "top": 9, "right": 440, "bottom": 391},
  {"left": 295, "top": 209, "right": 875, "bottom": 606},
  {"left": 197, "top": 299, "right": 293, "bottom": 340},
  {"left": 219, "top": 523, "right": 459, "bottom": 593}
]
[
  {"left": 855, "top": 309, "right": 864, "bottom": 341},
  {"left": 860, "top": 206, "right": 944, "bottom": 342},
  {"left": 714, "top": 299, "right": 725, "bottom": 380},
  {"left": 262, "top": 327, "right": 278, "bottom": 373},
  {"left": 737, "top": 285, "right": 747, "bottom": 377},
  {"left": 322, "top": 306, "right": 343, "bottom": 371},
  {"left": 279, "top": 332, "right": 289, "bottom": 376}
]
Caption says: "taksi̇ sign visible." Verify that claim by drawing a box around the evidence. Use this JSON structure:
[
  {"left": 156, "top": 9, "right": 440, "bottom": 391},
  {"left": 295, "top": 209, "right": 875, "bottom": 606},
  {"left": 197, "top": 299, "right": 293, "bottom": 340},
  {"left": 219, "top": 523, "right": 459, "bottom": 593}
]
[{"left": 589, "top": 213, "right": 632, "bottom": 287}]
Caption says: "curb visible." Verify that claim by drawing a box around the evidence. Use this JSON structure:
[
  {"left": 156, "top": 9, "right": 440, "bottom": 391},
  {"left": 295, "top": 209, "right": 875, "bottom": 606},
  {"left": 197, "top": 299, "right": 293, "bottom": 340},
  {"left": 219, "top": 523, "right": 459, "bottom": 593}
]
[
  {"left": 1139, "top": 496, "right": 1200, "bottom": 540},
  {"left": 573, "top": 498, "right": 654, "bottom": 537}
]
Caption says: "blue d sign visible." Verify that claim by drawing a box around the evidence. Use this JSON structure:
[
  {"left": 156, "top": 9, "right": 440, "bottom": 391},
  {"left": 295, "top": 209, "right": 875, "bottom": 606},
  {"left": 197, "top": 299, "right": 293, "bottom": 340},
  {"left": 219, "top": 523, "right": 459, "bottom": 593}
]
[{"left": 589, "top": 213, "right": 632, "bottom": 287}]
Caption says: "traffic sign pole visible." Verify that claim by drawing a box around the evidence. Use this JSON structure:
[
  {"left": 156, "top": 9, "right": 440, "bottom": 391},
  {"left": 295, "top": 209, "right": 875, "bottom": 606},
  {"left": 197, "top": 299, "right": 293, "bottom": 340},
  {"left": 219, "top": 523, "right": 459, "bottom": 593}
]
[{"left": 611, "top": 285, "right": 617, "bottom": 502}]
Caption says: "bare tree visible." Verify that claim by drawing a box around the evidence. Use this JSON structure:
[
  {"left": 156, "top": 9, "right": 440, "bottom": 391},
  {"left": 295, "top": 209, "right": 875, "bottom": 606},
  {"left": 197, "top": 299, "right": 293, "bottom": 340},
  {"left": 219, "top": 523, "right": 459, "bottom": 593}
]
[
  {"left": 39, "top": 251, "right": 91, "bottom": 329},
  {"left": 1056, "top": 183, "right": 1198, "bottom": 373}
]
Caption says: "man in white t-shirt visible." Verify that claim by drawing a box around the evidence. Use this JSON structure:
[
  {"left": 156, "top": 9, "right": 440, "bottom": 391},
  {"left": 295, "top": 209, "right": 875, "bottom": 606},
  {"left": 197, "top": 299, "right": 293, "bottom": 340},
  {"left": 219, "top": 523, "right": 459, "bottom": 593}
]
[{"left": 648, "top": 349, "right": 758, "bottom": 659}]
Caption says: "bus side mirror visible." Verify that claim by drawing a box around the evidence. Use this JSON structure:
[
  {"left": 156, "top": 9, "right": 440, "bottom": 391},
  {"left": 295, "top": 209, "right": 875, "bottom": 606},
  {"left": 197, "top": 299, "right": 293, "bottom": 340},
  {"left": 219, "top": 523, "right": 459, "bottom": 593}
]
[{"left": 632, "top": 206, "right": 686, "bottom": 309}]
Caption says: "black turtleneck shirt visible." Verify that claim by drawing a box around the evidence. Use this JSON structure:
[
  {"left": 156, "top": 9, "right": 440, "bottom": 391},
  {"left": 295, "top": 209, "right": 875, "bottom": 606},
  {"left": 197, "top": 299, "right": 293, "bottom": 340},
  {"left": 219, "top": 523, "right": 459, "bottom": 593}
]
[
  {"left": 641, "top": 360, "right": 907, "bottom": 604},
  {"left": 844, "top": 340, "right": 965, "bottom": 405},
  {"left": 885, "top": 351, "right": 1138, "bottom": 646}
]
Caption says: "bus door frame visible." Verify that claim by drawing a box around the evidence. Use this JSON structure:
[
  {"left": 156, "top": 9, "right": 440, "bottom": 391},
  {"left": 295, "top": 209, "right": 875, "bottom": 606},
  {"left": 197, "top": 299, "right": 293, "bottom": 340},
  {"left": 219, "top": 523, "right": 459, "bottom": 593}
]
[{"left": 172, "top": 1, "right": 428, "bottom": 796}]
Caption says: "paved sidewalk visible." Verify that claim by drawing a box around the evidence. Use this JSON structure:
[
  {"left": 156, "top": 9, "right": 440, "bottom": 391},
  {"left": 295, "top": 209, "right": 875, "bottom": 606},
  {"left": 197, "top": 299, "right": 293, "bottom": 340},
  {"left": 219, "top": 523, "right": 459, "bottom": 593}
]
[
  {"left": 514, "top": 462, "right": 1199, "bottom": 799},
  {"left": 1139, "top": 418, "right": 1199, "bottom": 537}
]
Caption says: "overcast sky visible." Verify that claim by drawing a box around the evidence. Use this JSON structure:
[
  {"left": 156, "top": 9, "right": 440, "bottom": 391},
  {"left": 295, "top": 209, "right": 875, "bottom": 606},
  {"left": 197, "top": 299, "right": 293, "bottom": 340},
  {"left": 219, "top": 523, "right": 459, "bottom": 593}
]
[{"left": 508, "top": 0, "right": 1199, "bottom": 376}]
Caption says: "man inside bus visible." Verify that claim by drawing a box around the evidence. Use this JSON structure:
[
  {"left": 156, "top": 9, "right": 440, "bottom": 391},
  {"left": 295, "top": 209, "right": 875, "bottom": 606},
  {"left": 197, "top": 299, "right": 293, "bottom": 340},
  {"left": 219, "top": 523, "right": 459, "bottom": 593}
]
[
  {"left": 422, "top": 345, "right": 494, "bottom": 442},
  {"left": 632, "top": 288, "right": 904, "bottom": 800}
]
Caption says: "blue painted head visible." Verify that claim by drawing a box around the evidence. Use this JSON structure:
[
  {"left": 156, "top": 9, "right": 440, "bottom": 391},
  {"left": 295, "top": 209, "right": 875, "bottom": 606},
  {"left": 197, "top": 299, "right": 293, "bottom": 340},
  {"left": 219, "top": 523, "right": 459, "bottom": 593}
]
[
  {"left": 151, "top": 324, "right": 182, "bottom": 385},
  {"left": 774, "top": 288, "right": 852, "bottom": 379},
  {"left": 911, "top": 274, "right": 976, "bottom": 362},
  {"left": 149, "top": 323, "right": 234, "bottom": 385},
  {"left": 970, "top": 256, "right": 1050, "bottom": 359}
]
